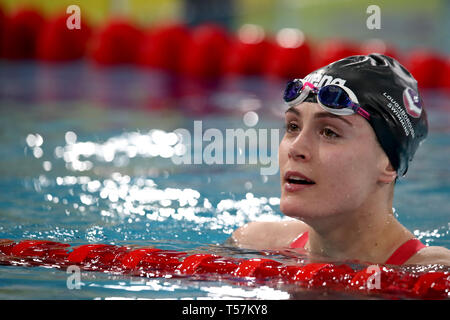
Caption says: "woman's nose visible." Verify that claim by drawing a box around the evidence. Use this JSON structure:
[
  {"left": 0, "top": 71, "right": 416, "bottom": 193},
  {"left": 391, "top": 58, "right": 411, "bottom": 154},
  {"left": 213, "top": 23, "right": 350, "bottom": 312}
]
[{"left": 288, "top": 133, "right": 312, "bottom": 161}]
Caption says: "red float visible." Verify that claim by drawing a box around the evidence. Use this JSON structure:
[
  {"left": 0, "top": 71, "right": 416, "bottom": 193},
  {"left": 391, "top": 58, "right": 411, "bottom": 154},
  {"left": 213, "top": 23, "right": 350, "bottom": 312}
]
[
  {"left": 138, "top": 23, "right": 191, "bottom": 73},
  {"left": 0, "top": 7, "right": 5, "bottom": 55},
  {"left": 441, "top": 58, "right": 450, "bottom": 92},
  {"left": 1, "top": 8, "right": 45, "bottom": 59},
  {"left": 413, "top": 272, "right": 450, "bottom": 299},
  {"left": 90, "top": 19, "right": 144, "bottom": 65},
  {"left": 121, "top": 247, "right": 164, "bottom": 271},
  {"left": 37, "top": 13, "right": 92, "bottom": 62},
  {"left": 232, "top": 258, "right": 282, "bottom": 277},
  {"left": 11, "top": 240, "right": 69, "bottom": 258},
  {"left": 405, "top": 49, "right": 446, "bottom": 89},
  {"left": 67, "top": 244, "right": 112, "bottom": 264},
  {"left": 195, "top": 257, "right": 241, "bottom": 275},
  {"left": 307, "top": 264, "right": 355, "bottom": 290},
  {"left": 180, "top": 23, "right": 230, "bottom": 79},
  {"left": 135, "top": 250, "right": 186, "bottom": 274},
  {"left": 0, "top": 9, "right": 447, "bottom": 95},
  {"left": 224, "top": 24, "right": 275, "bottom": 76},
  {"left": 0, "top": 239, "right": 448, "bottom": 299},
  {"left": 176, "top": 253, "right": 218, "bottom": 275},
  {"left": 350, "top": 265, "right": 421, "bottom": 298},
  {"left": 0, "top": 239, "right": 16, "bottom": 255},
  {"left": 265, "top": 28, "right": 313, "bottom": 79}
]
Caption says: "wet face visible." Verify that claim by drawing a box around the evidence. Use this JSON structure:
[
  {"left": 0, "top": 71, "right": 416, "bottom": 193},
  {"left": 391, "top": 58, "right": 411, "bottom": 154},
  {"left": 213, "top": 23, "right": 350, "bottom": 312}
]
[{"left": 279, "top": 102, "right": 388, "bottom": 222}]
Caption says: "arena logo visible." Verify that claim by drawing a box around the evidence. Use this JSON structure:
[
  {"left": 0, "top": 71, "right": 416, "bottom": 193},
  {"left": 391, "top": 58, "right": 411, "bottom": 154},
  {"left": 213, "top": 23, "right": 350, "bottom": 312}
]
[
  {"left": 171, "top": 111, "right": 279, "bottom": 176},
  {"left": 303, "top": 72, "right": 347, "bottom": 88},
  {"left": 402, "top": 87, "right": 423, "bottom": 118}
]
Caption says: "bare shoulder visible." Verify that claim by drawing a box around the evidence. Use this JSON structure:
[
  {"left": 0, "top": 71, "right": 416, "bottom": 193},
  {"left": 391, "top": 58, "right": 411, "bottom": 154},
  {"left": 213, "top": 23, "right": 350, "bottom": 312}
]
[
  {"left": 406, "top": 245, "right": 450, "bottom": 266},
  {"left": 228, "top": 219, "right": 309, "bottom": 250}
]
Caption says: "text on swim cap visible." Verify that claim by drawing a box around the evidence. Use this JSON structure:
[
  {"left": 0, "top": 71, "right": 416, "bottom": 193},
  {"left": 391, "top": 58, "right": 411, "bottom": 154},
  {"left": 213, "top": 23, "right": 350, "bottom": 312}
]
[
  {"left": 383, "top": 92, "right": 415, "bottom": 138},
  {"left": 303, "top": 73, "right": 347, "bottom": 87}
]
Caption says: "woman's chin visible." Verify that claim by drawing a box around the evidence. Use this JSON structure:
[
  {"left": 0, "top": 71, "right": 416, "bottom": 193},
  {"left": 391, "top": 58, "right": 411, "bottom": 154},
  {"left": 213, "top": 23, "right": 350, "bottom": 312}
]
[
  {"left": 280, "top": 197, "right": 335, "bottom": 221},
  {"left": 280, "top": 199, "right": 313, "bottom": 219}
]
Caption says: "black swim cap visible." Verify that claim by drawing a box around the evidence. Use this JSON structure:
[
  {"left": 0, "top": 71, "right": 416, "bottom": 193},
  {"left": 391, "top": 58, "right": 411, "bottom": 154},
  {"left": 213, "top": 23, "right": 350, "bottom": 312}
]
[{"left": 301, "top": 53, "right": 428, "bottom": 177}]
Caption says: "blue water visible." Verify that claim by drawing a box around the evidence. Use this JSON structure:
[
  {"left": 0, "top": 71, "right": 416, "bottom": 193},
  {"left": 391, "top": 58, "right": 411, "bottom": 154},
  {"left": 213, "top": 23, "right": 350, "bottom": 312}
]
[{"left": 0, "top": 62, "right": 449, "bottom": 299}]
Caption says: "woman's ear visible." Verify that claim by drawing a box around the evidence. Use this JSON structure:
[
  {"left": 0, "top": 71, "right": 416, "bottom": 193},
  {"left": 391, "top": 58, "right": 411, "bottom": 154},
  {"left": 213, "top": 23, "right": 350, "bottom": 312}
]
[{"left": 378, "top": 156, "right": 397, "bottom": 184}]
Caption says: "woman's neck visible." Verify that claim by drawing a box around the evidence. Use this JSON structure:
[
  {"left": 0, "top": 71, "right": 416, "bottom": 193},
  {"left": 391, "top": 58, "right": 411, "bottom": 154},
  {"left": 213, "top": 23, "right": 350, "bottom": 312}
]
[{"left": 305, "top": 205, "right": 414, "bottom": 264}]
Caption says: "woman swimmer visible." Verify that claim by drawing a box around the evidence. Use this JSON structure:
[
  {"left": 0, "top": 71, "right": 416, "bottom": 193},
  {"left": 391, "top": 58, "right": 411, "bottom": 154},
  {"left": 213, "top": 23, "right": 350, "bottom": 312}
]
[{"left": 230, "top": 54, "right": 450, "bottom": 266}]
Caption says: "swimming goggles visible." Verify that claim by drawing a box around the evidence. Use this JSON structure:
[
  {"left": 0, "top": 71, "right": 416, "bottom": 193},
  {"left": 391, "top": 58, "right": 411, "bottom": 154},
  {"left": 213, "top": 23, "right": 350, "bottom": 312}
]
[{"left": 283, "top": 79, "right": 371, "bottom": 120}]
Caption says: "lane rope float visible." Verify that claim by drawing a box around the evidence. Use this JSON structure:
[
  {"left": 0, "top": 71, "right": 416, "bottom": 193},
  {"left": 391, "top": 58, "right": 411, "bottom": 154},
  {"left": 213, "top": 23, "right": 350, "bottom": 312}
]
[{"left": 0, "top": 239, "right": 448, "bottom": 299}]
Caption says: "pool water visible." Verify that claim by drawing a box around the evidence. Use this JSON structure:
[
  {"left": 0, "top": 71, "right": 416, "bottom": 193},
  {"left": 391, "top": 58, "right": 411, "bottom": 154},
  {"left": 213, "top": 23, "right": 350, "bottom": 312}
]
[{"left": 0, "top": 62, "right": 449, "bottom": 299}]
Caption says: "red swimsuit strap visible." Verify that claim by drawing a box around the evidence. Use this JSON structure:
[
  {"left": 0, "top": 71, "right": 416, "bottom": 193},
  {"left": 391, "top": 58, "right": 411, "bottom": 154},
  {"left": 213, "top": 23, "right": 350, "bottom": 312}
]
[
  {"left": 289, "top": 231, "right": 309, "bottom": 249},
  {"left": 384, "top": 238, "right": 426, "bottom": 265},
  {"left": 289, "top": 232, "right": 425, "bottom": 265}
]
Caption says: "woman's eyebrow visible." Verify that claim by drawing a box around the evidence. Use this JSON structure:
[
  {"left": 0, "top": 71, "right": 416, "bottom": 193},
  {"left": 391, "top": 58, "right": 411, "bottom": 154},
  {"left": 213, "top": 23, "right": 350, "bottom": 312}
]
[
  {"left": 285, "top": 106, "right": 300, "bottom": 115},
  {"left": 314, "top": 112, "right": 354, "bottom": 127},
  {"left": 285, "top": 107, "right": 353, "bottom": 127}
]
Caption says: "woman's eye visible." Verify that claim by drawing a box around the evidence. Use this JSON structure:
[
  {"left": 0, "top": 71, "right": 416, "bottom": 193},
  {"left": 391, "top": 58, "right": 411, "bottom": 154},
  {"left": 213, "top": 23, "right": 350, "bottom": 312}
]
[
  {"left": 285, "top": 122, "right": 299, "bottom": 133},
  {"left": 321, "top": 128, "right": 339, "bottom": 139}
]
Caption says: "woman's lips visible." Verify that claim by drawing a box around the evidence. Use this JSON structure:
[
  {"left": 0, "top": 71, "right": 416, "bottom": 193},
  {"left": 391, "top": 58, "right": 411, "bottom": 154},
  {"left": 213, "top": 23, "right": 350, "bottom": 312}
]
[
  {"left": 283, "top": 170, "right": 315, "bottom": 192},
  {"left": 284, "top": 182, "right": 315, "bottom": 192}
]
